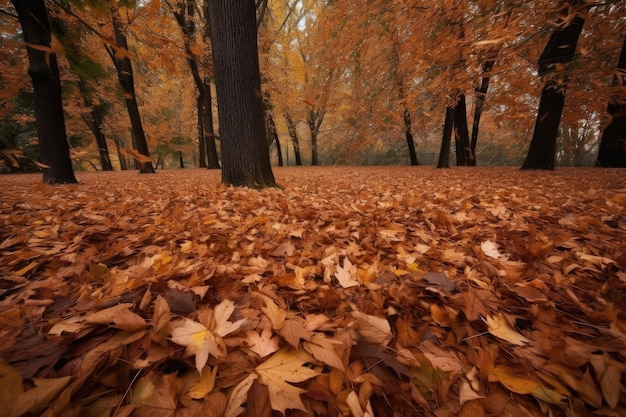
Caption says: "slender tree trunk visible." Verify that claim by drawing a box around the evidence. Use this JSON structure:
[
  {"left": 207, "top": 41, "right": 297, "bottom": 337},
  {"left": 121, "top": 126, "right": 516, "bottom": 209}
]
[
  {"left": 266, "top": 112, "right": 283, "bottom": 166},
  {"left": 113, "top": 136, "right": 128, "bottom": 170},
  {"left": 209, "top": 0, "right": 276, "bottom": 187},
  {"left": 470, "top": 59, "right": 496, "bottom": 160},
  {"left": 522, "top": 2, "right": 586, "bottom": 170},
  {"left": 284, "top": 112, "right": 302, "bottom": 166},
  {"left": 11, "top": 0, "right": 76, "bottom": 184},
  {"left": 203, "top": 79, "right": 221, "bottom": 169},
  {"left": 404, "top": 108, "right": 419, "bottom": 166},
  {"left": 106, "top": 4, "right": 154, "bottom": 173},
  {"left": 453, "top": 94, "right": 472, "bottom": 166},
  {"left": 79, "top": 81, "right": 113, "bottom": 171},
  {"left": 197, "top": 95, "right": 207, "bottom": 167},
  {"left": 437, "top": 107, "right": 454, "bottom": 168},
  {"left": 596, "top": 35, "right": 626, "bottom": 168},
  {"left": 308, "top": 109, "right": 323, "bottom": 166}
]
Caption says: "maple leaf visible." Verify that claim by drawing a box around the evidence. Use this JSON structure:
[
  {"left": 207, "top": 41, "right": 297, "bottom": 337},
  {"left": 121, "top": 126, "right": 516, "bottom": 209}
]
[
  {"left": 255, "top": 346, "right": 320, "bottom": 414},
  {"left": 246, "top": 328, "right": 280, "bottom": 358},
  {"left": 214, "top": 299, "right": 247, "bottom": 337},
  {"left": 170, "top": 318, "right": 220, "bottom": 373},
  {"left": 335, "top": 257, "right": 359, "bottom": 288}
]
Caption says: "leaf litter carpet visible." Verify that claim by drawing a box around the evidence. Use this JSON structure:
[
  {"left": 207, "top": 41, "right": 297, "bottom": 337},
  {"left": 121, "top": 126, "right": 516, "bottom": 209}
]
[{"left": 1, "top": 166, "right": 625, "bottom": 417}]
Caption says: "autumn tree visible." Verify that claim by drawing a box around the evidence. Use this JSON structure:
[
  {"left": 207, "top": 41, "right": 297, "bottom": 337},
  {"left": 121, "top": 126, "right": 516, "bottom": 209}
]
[
  {"left": 596, "top": 35, "right": 626, "bottom": 167},
  {"left": 105, "top": 1, "right": 154, "bottom": 173},
  {"left": 10, "top": 0, "right": 77, "bottom": 183},
  {"left": 522, "top": 0, "right": 588, "bottom": 170},
  {"left": 166, "top": 0, "right": 220, "bottom": 169},
  {"left": 209, "top": 0, "right": 276, "bottom": 187}
]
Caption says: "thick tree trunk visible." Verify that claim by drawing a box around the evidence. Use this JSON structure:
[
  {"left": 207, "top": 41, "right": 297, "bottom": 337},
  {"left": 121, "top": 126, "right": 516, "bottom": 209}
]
[
  {"left": 209, "top": 0, "right": 276, "bottom": 188},
  {"left": 284, "top": 112, "right": 302, "bottom": 166},
  {"left": 522, "top": 82, "right": 566, "bottom": 170},
  {"left": 107, "top": 5, "right": 154, "bottom": 173},
  {"left": 522, "top": 2, "right": 586, "bottom": 170},
  {"left": 596, "top": 35, "right": 626, "bottom": 168},
  {"left": 11, "top": 0, "right": 77, "bottom": 184},
  {"left": 453, "top": 94, "right": 472, "bottom": 166},
  {"left": 404, "top": 108, "right": 419, "bottom": 166},
  {"left": 437, "top": 107, "right": 454, "bottom": 168}
]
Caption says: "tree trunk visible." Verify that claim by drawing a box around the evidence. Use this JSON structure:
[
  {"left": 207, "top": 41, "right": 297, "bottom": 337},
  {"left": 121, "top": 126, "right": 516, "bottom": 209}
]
[
  {"left": 203, "top": 79, "right": 221, "bottom": 169},
  {"left": 523, "top": 82, "right": 566, "bottom": 170},
  {"left": 308, "top": 109, "right": 323, "bottom": 166},
  {"left": 78, "top": 81, "right": 113, "bottom": 171},
  {"left": 404, "top": 108, "right": 419, "bottom": 166},
  {"left": 437, "top": 107, "right": 454, "bottom": 168},
  {"left": 470, "top": 58, "right": 496, "bottom": 162},
  {"left": 284, "top": 112, "right": 302, "bottom": 166},
  {"left": 522, "top": 2, "right": 586, "bottom": 170},
  {"left": 113, "top": 136, "right": 128, "bottom": 170},
  {"left": 453, "top": 94, "right": 472, "bottom": 166},
  {"left": 209, "top": 0, "right": 276, "bottom": 188},
  {"left": 106, "top": 4, "right": 155, "bottom": 173},
  {"left": 266, "top": 112, "right": 283, "bottom": 166},
  {"left": 596, "top": 35, "right": 626, "bottom": 168},
  {"left": 11, "top": 0, "right": 77, "bottom": 184},
  {"left": 197, "top": 95, "right": 207, "bottom": 167}
]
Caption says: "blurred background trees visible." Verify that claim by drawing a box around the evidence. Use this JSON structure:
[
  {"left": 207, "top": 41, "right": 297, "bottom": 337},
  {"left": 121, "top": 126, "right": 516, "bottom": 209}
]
[{"left": 1, "top": 0, "right": 624, "bottom": 173}]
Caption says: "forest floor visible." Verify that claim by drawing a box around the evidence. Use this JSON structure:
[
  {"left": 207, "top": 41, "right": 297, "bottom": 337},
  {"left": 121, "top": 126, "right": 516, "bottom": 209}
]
[{"left": 1, "top": 166, "right": 625, "bottom": 417}]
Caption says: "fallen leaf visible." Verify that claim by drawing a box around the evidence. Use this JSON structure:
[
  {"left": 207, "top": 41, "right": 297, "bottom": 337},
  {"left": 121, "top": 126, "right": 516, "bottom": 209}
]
[
  {"left": 188, "top": 366, "right": 218, "bottom": 399},
  {"left": 483, "top": 313, "right": 530, "bottom": 346},
  {"left": 303, "top": 333, "right": 346, "bottom": 371},
  {"left": 214, "top": 299, "right": 247, "bottom": 337},
  {"left": 12, "top": 376, "right": 72, "bottom": 417},
  {"left": 247, "top": 328, "right": 280, "bottom": 358},
  {"left": 170, "top": 318, "right": 220, "bottom": 373},
  {"left": 335, "top": 257, "right": 359, "bottom": 288},
  {"left": 255, "top": 346, "right": 320, "bottom": 414},
  {"left": 352, "top": 311, "right": 393, "bottom": 345},
  {"left": 84, "top": 303, "right": 148, "bottom": 331}
]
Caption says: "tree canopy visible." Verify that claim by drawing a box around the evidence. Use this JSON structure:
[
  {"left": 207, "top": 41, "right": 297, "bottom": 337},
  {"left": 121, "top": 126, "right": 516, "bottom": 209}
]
[{"left": 1, "top": 0, "right": 625, "bottom": 173}]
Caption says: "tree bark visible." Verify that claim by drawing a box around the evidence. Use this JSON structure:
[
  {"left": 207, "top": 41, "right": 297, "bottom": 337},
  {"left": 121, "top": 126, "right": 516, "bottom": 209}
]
[
  {"left": 284, "top": 112, "right": 302, "bottom": 166},
  {"left": 470, "top": 58, "right": 496, "bottom": 162},
  {"left": 266, "top": 112, "right": 283, "bottom": 166},
  {"left": 404, "top": 108, "right": 419, "bottom": 166},
  {"left": 78, "top": 80, "right": 113, "bottom": 171},
  {"left": 209, "top": 0, "right": 276, "bottom": 187},
  {"left": 11, "top": 0, "right": 77, "bottom": 184},
  {"left": 453, "top": 94, "right": 472, "bottom": 166},
  {"left": 106, "top": 4, "right": 155, "bottom": 173},
  {"left": 522, "top": 2, "right": 586, "bottom": 170},
  {"left": 197, "top": 94, "right": 207, "bottom": 167},
  {"left": 596, "top": 35, "right": 626, "bottom": 168},
  {"left": 437, "top": 107, "right": 454, "bottom": 168},
  {"left": 203, "top": 79, "right": 221, "bottom": 169},
  {"left": 307, "top": 109, "right": 324, "bottom": 166}
]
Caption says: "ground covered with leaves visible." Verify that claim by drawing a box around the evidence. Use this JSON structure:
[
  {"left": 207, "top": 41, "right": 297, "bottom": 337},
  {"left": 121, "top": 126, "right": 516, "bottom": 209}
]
[{"left": 1, "top": 166, "right": 625, "bottom": 417}]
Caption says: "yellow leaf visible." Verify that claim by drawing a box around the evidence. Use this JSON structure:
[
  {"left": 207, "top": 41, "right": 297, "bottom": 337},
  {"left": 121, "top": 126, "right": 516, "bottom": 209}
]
[
  {"left": 483, "top": 313, "right": 529, "bottom": 345},
  {"left": 488, "top": 366, "right": 538, "bottom": 394},
  {"left": 255, "top": 346, "right": 319, "bottom": 414},
  {"left": 188, "top": 366, "right": 218, "bottom": 399},
  {"left": 170, "top": 318, "right": 219, "bottom": 373}
]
